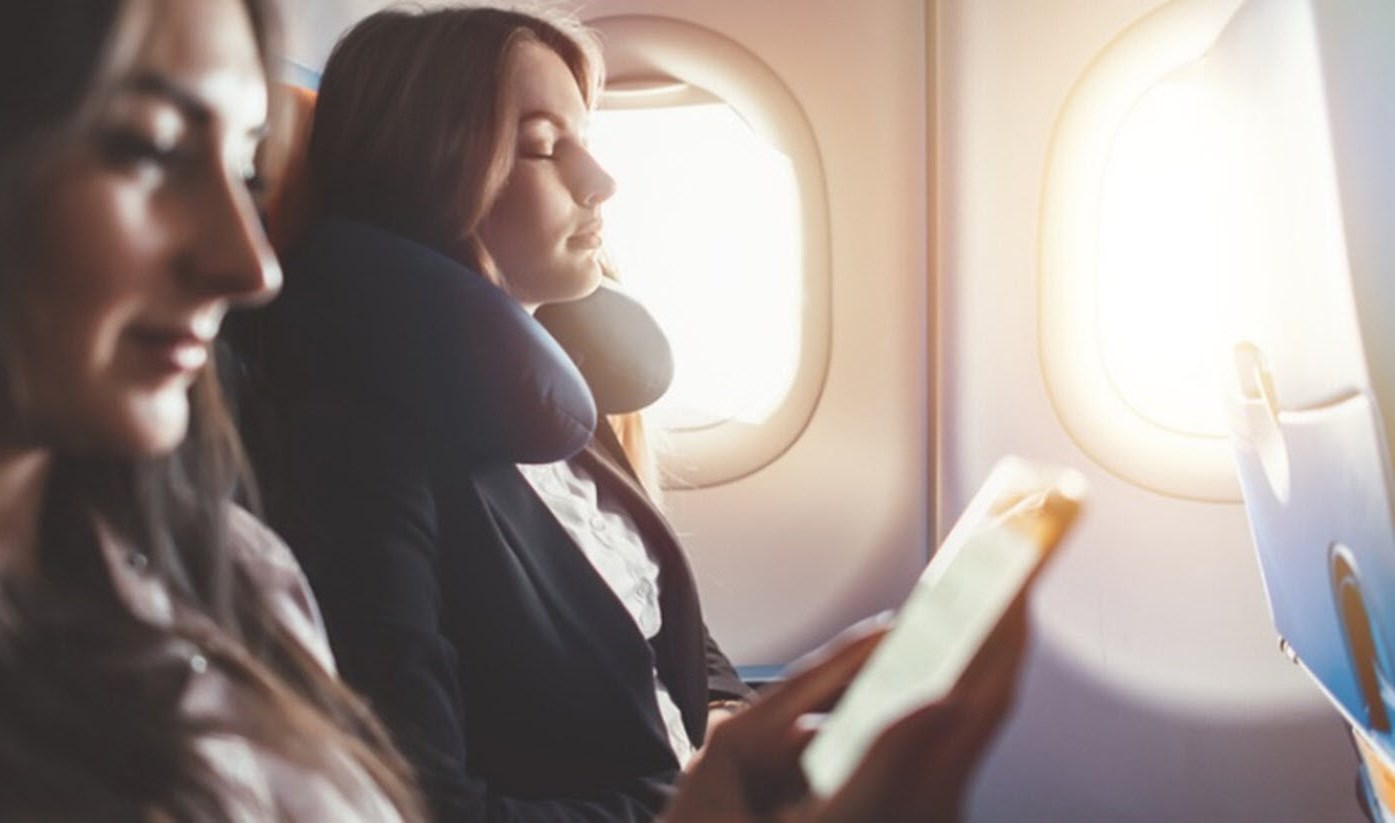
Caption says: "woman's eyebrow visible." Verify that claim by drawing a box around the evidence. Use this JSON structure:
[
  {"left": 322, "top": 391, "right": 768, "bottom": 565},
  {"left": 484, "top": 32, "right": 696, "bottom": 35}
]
[
  {"left": 519, "top": 110, "right": 576, "bottom": 134},
  {"left": 123, "top": 72, "right": 268, "bottom": 138},
  {"left": 126, "top": 72, "right": 212, "bottom": 123}
]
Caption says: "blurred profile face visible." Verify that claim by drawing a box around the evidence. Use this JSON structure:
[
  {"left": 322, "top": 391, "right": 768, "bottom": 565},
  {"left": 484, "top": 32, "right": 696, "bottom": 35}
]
[
  {"left": 12, "top": 0, "right": 280, "bottom": 457},
  {"left": 478, "top": 40, "right": 616, "bottom": 311}
]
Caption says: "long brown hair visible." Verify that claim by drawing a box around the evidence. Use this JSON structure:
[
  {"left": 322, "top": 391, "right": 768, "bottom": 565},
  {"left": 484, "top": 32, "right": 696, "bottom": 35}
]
[
  {"left": 309, "top": 7, "right": 673, "bottom": 499},
  {"left": 308, "top": 4, "right": 601, "bottom": 279},
  {"left": 0, "top": 2, "right": 422, "bottom": 818}
]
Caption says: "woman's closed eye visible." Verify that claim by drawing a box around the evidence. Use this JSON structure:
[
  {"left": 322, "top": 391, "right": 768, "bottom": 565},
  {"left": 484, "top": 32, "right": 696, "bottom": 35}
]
[
  {"left": 520, "top": 139, "right": 557, "bottom": 160},
  {"left": 518, "top": 118, "right": 566, "bottom": 160}
]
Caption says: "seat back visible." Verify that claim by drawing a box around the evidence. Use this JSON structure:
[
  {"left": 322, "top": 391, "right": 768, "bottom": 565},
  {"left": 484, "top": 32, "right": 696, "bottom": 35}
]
[{"left": 1223, "top": 0, "right": 1395, "bottom": 805}]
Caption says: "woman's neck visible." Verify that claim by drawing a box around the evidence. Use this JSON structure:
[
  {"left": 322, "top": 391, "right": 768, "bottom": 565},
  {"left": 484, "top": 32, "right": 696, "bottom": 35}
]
[{"left": 0, "top": 446, "right": 52, "bottom": 578}]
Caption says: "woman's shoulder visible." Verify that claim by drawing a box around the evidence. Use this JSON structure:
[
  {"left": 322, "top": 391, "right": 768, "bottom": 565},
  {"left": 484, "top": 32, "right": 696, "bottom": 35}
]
[
  {"left": 226, "top": 504, "right": 302, "bottom": 579},
  {"left": 225, "top": 505, "right": 337, "bottom": 673}
]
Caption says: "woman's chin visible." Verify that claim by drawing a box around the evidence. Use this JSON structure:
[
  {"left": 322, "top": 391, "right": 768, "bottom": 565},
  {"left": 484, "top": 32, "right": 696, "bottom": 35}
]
[
  {"left": 118, "top": 390, "right": 191, "bottom": 457},
  {"left": 526, "top": 274, "right": 605, "bottom": 308},
  {"left": 570, "top": 266, "right": 605, "bottom": 301}
]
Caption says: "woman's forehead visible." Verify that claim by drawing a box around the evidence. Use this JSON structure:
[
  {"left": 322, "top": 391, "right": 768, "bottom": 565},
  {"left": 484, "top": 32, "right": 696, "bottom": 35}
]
[
  {"left": 125, "top": 0, "right": 267, "bottom": 129},
  {"left": 508, "top": 41, "right": 587, "bottom": 135}
]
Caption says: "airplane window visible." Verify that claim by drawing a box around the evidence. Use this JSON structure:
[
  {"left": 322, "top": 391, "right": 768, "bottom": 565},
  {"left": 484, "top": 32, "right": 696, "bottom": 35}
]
[
  {"left": 590, "top": 98, "right": 801, "bottom": 432},
  {"left": 1037, "top": 0, "right": 1350, "bottom": 502},
  {"left": 586, "top": 16, "right": 831, "bottom": 488},
  {"left": 1043, "top": 0, "right": 1249, "bottom": 502},
  {"left": 1096, "top": 74, "right": 1240, "bottom": 439}
]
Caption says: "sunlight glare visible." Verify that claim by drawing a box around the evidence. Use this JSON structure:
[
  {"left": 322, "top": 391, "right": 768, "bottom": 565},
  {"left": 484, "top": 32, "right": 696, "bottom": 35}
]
[
  {"left": 589, "top": 103, "right": 803, "bottom": 431},
  {"left": 1099, "top": 75, "right": 1242, "bottom": 436}
]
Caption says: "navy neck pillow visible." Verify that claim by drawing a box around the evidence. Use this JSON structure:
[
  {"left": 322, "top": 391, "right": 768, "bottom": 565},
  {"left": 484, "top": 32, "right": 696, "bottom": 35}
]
[
  {"left": 534, "top": 280, "right": 674, "bottom": 416},
  {"left": 266, "top": 217, "right": 672, "bottom": 464}
]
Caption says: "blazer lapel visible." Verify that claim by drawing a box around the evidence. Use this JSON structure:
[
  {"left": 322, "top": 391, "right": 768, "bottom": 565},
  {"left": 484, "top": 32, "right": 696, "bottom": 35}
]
[
  {"left": 472, "top": 462, "right": 657, "bottom": 696},
  {"left": 574, "top": 431, "right": 710, "bottom": 742}
]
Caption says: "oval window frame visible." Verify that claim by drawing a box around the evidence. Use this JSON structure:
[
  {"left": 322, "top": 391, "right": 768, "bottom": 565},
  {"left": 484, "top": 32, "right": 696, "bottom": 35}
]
[
  {"left": 1038, "top": 0, "right": 1246, "bottom": 502},
  {"left": 585, "top": 14, "right": 832, "bottom": 488}
]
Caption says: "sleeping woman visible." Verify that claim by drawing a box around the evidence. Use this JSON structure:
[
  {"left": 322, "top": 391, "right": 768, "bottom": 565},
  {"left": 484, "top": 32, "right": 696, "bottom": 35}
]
[{"left": 249, "top": 6, "right": 750, "bottom": 819}]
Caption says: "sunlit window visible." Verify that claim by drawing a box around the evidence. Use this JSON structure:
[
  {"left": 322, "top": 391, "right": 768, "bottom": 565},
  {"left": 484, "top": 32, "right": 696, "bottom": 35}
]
[
  {"left": 1038, "top": 0, "right": 1356, "bottom": 500},
  {"left": 589, "top": 100, "right": 803, "bottom": 432},
  {"left": 1097, "top": 75, "right": 1245, "bottom": 438},
  {"left": 1096, "top": 1, "right": 1354, "bottom": 441}
]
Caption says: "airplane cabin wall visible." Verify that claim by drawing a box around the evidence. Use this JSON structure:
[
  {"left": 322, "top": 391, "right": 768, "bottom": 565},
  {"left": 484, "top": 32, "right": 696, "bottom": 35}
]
[{"left": 939, "top": 0, "right": 1356, "bottom": 819}]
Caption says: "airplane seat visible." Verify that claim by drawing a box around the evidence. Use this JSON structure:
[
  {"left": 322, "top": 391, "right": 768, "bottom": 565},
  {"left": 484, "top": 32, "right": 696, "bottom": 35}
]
[
  {"left": 264, "top": 83, "right": 319, "bottom": 257},
  {"left": 1223, "top": 2, "right": 1395, "bottom": 819},
  {"left": 1234, "top": 341, "right": 1395, "bottom": 822},
  {"left": 218, "top": 83, "right": 319, "bottom": 508}
]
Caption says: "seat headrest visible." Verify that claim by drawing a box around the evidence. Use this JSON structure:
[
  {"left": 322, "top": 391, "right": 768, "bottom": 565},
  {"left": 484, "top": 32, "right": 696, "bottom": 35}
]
[
  {"left": 276, "top": 217, "right": 597, "bottom": 463},
  {"left": 265, "top": 84, "right": 319, "bottom": 255}
]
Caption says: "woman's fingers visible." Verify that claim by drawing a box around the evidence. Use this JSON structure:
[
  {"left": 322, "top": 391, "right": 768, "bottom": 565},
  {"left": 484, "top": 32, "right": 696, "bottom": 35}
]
[
  {"left": 815, "top": 602, "right": 1034, "bottom": 823},
  {"left": 668, "top": 607, "right": 1031, "bottom": 823},
  {"left": 744, "top": 621, "right": 890, "bottom": 732},
  {"left": 667, "top": 623, "right": 892, "bottom": 820}
]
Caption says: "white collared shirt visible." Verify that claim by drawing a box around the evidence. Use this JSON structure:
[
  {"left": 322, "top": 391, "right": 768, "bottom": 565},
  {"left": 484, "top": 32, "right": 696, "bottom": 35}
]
[{"left": 518, "top": 459, "right": 695, "bottom": 767}]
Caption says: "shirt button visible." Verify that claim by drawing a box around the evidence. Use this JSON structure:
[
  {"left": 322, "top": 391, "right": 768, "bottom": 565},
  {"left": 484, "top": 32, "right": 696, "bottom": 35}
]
[
  {"left": 189, "top": 653, "right": 209, "bottom": 675},
  {"left": 126, "top": 552, "right": 150, "bottom": 573}
]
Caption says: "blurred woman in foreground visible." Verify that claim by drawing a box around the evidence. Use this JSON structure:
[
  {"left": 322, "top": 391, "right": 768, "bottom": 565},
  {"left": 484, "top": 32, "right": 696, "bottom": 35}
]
[{"left": 0, "top": 1, "right": 421, "bottom": 817}]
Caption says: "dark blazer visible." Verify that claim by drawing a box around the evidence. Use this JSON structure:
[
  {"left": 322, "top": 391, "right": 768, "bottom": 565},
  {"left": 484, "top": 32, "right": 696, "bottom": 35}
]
[{"left": 247, "top": 219, "right": 750, "bottom": 822}]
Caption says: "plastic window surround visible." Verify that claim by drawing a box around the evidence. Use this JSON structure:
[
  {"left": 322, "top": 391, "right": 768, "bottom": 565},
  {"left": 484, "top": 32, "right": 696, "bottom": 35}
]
[
  {"left": 585, "top": 15, "right": 831, "bottom": 489},
  {"left": 1039, "top": 0, "right": 1246, "bottom": 502}
]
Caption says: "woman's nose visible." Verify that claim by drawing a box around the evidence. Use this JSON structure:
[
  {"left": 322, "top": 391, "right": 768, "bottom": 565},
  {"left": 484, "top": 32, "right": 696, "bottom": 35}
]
[
  {"left": 575, "top": 149, "right": 617, "bottom": 207},
  {"left": 183, "top": 169, "right": 283, "bottom": 306}
]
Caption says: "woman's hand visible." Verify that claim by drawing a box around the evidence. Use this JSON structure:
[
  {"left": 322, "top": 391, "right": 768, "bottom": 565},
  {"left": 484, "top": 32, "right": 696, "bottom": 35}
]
[
  {"left": 702, "top": 703, "right": 744, "bottom": 739},
  {"left": 665, "top": 601, "right": 1029, "bottom": 822}
]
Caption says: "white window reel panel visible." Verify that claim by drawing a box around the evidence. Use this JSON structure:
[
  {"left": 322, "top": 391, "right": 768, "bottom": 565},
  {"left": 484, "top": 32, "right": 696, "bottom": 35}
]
[
  {"left": 1040, "top": 0, "right": 1269, "bottom": 502},
  {"left": 585, "top": 15, "right": 831, "bottom": 489}
]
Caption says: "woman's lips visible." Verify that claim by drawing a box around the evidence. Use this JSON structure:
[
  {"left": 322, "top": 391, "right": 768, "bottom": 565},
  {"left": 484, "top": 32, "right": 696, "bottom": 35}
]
[
  {"left": 127, "top": 328, "right": 209, "bottom": 377},
  {"left": 570, "top": 220, "right": 604, "bottom": 250},
  {"left": 569, "top": 231, "right": 603, "bottom": 250}
]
